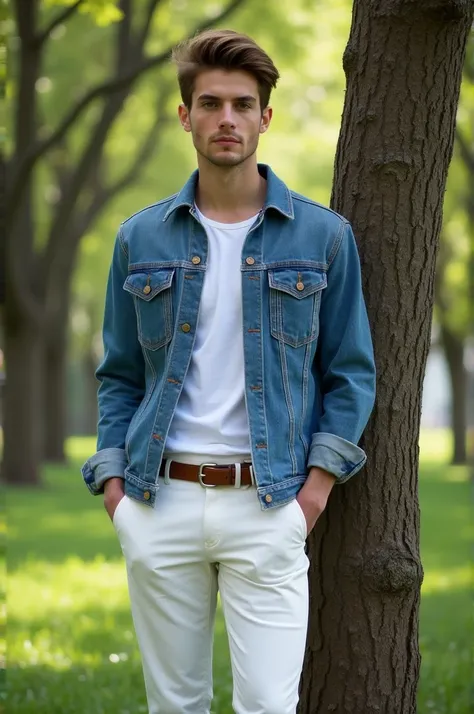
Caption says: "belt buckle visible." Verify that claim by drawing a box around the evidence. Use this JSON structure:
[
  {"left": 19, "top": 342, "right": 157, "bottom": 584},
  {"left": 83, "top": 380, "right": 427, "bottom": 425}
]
[{"left": 198, "top": 462, "right": 217, "bottom": 488}]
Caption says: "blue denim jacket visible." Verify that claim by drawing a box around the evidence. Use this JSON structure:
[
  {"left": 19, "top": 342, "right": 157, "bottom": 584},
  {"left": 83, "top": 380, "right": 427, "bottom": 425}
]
[{"left": 82, "top": 164, "right": 376, "bottom": 509}]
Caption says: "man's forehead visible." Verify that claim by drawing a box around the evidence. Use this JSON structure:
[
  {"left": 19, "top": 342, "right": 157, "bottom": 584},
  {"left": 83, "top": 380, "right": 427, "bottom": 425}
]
[{"left": 194, "top": 69, "right": 258, "bottom": 98}]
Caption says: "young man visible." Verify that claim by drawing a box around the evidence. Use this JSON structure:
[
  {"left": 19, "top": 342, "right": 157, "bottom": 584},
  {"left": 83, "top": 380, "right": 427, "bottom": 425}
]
[{"left": 82, "top": 29, "right": 376, "bottom": 714}]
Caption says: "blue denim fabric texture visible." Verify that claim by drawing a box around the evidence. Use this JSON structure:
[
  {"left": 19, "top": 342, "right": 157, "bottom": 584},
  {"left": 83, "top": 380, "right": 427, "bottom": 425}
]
[{"left": 81, "top": 164, "right": 376, "bottom": 509}]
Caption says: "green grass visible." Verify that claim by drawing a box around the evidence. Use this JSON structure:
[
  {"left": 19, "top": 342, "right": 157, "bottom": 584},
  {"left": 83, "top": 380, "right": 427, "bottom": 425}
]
[{"left": 6, "top": 430, "right": 473, "bottom": 713}]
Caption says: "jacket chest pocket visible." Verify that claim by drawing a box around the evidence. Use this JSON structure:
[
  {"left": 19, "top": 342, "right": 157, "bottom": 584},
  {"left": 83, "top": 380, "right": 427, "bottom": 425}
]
[
  {"left": 123, "top": 270, "right": 174, "bottom": 350},
  {"left": 268, "top": 268, "right": 327, "bottom": 348}
]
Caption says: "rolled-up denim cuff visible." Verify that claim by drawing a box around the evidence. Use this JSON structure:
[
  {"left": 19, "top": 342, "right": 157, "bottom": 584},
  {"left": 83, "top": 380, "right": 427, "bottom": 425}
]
[
  {"left": 81, "top": 447, "right": 127, "bottom": 495},
  {"left": 307, "top": 432, "right": 366, "bottom": 483}
]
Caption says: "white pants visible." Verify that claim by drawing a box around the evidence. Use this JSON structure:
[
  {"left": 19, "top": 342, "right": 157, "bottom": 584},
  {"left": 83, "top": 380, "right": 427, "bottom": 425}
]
[{"left": 113, "top": 475, "right": 309, "bottom": 714}]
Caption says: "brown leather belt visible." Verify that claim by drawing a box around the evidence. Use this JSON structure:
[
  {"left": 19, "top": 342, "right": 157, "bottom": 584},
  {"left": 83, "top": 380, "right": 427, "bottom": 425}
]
[{"left": 159, "top": 460, "right": 253, "bottom": 487}]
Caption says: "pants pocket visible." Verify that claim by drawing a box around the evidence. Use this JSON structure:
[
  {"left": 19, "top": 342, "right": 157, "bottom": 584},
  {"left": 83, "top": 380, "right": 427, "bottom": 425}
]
[
  {"left": 292, "top": 498, "right": 308, "bottom": 540},
  {"left": 112, "top": 495, "right": 128, "bottom": 527}
]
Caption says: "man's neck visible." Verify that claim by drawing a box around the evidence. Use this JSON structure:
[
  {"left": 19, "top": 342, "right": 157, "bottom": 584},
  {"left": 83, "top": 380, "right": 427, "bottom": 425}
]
[{"left": 195, "top": 158, "right": 266, "bottom": 223}]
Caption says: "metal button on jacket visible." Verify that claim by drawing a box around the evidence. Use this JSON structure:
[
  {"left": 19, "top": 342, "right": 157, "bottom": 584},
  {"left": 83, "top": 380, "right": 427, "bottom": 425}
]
[
  {"left": 181, "top": 323, "right": 191, "bottom": 333},
  {"left": 143, "top": 285, "right": 151, "bottom": 295},
  {"left": 191, "top": 256, "right": 201, "bottom": 265},
  {"left": 246, "top": 257, "right": 255, "bottom": 265}
]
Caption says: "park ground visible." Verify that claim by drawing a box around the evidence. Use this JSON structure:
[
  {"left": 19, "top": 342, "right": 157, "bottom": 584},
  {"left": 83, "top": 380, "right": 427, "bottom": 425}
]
[{"left": 5, "top": 430, "right": 473, "bottom": 713}]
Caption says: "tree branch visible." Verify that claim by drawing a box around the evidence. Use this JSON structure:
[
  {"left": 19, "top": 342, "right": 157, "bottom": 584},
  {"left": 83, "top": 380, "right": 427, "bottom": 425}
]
[
  {"left": 14, "top": 0, "right": 38, "bottom": 44},
  {"left": 103, "top": 91, "right": 171, "bottom": 198},
  {"left": 455, "top": 127, "right": 474, "bottom": 173},
  {"left": 6, "top": 0, "right": 246, "bottom": 224},
  {"left": 116, "top": 0, "right": 134, "bottom": 68},
  {"left": 135, "top": 0, "right": 166, "bottom": 52},
  {"left": 45, "top": 81, "right": 173, "bottom": 308},
  {"left": 35, "top": 0, "right": 84, "bottom": 47}
]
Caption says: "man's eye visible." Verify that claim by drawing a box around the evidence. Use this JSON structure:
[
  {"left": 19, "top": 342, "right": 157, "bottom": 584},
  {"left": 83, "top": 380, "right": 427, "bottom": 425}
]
[
  {"left": 202, "top": 102, "right": 217, "bottom": 108},
  {"left": 237, "top": 103, "right": 251, "bottom": 110}
]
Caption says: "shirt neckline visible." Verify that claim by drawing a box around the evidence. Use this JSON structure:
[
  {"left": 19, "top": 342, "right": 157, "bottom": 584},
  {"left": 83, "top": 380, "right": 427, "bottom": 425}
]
[{"left": 194, "top": 204, "right": 260, "bottom": 230}]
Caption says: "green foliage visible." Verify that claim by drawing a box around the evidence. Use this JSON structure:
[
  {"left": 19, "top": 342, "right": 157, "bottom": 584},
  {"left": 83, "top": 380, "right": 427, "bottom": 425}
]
[
  {"left": 44, "top": 0, "right": 123, "bottom": 26},
  {"left": 5, "top": 430, "right": 472, "bottom": 713}
]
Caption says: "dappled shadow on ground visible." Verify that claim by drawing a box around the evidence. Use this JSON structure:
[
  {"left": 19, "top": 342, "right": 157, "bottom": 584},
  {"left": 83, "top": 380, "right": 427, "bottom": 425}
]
[{"left": 7, "top": 661, "right": 149, "bottom": 714}]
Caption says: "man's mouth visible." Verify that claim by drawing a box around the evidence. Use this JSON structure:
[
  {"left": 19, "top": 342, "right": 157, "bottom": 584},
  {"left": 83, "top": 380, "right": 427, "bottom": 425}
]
[{"left": 214, "top": 137, "right": 240, "bottom": 144}]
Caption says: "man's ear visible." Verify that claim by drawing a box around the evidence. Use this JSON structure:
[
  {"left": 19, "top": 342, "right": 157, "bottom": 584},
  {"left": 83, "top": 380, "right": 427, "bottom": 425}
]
[
  {"left": 178, "top": 104, "right": 192, "bottom": 132},
  {"left": 260, "top": 106, "right": 273, "bottom": 134}
]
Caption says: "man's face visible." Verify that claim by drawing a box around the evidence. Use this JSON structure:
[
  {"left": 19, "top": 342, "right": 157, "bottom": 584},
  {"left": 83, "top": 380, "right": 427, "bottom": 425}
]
[{"left": 178, "top": 69, "right": 272, "bottom": 168}]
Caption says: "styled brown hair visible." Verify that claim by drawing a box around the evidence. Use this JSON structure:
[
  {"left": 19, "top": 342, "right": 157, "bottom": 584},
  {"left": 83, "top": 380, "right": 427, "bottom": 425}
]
[{"left": 172, "top": 29, "right": 279, "bottom": 110}]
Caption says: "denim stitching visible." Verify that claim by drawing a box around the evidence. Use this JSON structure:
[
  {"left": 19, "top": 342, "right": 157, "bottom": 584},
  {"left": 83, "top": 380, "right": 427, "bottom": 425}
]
[
  {"left": 278, "top": 339, "right": 298, "bottom": 477},
  {"left": 270, "top": 282, "right": 322, "bottom": 348},
  {"left": 143, "top": 223, "right": 200, "bottom": 480},
  {"left": 129, "top": 261, "right": 205, "bottom": 271},
  {"left": 290, "top": 191, "right": 347, "bottom": 220},
  {"left": 124, "top": 270, "right": 174, "bottom": 299},
  {"left": 125, "top": 347, "right": 157, "bottom": 463},
  {"left": 268, "top": 269, "right": 327, "bottom": 298},
  {"left": 120, "top": 194, "right": 177, "bottom": 226},
  {"left": 126, "top": 276, "right": 174, "bottom": 351},
  {"left": 118, "top": 227, "right": 128, "bottom": 258},
  {"left": 245, "top": 212, "right": 271, "bottom": 486},
  {"left": 243, "top": 259, "right": 328, "bottom": 272},
  {"left": 298, "top": 341, "right": 311, "bottom": 458},
  {"left": 327, "top": 219, "right": 347, "bottom": 268}
]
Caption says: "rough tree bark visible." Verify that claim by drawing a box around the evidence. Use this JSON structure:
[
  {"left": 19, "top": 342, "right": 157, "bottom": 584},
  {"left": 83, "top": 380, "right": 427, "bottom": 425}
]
[{"left": 299, "top": 1, "right": 474, "bottom": 712}]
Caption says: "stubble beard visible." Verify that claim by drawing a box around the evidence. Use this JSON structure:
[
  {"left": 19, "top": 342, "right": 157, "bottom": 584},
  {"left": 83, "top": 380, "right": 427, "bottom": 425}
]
[{"left": 195, "top": 134, "right": 260, "bottom": 169}]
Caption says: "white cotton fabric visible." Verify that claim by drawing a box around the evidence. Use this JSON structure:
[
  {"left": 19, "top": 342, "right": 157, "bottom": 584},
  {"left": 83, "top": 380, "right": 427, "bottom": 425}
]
[{"left": 165, "top": 206, "right": 258, "bottom": 461}]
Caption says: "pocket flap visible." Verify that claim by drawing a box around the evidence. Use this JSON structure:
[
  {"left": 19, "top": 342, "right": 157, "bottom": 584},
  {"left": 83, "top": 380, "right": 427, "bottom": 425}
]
[
  {"left": 123, "top": 270, "right": 174, "bottom": 301},
  {"left": 269, "top": 269, "right": 327, "bottom": 299}
]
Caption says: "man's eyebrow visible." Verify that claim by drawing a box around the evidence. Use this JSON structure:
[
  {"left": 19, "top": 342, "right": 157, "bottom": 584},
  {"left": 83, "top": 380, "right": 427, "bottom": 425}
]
[{"left": 197, "top": 94, "right": 257, "bottom": 102}]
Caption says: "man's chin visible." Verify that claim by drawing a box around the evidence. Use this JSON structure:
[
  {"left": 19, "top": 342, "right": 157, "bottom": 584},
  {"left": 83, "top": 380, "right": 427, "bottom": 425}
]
[{"left": 206, "top": 151, "right": 243, "bottom": 167}]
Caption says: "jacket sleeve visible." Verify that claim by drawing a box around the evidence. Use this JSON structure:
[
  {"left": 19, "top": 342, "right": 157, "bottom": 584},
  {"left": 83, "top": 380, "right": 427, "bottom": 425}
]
[
  {"left": 81, "top": 228, "right": 145, "bottom": 495},
  {"left": 307, "top": 221, "right": 376, "bottom": 483}
]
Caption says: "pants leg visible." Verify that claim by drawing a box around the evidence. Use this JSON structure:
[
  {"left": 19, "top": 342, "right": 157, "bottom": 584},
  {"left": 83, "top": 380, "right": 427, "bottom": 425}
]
[
  {"left": 113, "top": 479, "right": 218, "bottom": 714},
  {"left": 213, "top": 488, "right": 310, "bottom": 714}
]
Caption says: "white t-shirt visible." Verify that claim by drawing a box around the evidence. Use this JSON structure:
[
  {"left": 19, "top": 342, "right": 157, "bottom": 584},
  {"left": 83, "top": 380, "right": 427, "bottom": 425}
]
[{"left": 164, "top": 206, "right": 259, "bottom": 461}]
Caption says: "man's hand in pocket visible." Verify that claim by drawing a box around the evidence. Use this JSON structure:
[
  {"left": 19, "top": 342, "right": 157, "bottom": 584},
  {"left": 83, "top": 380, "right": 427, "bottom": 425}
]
[{"left": 104, "top": 477, "right": 125, "bottom": 522}]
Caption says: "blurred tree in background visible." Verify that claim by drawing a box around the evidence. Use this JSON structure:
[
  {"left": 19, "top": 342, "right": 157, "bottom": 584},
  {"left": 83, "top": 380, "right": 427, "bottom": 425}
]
[
  {"left": 5, "top": 0, "right": 251, "bottom": 484},
  {"left": 435, "top": 35, "right": 473, "bottom": 465}
]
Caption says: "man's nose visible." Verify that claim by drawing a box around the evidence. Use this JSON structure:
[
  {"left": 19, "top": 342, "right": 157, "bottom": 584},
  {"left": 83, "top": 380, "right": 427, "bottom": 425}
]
[{"left": 218, "top": 105, "right": 236, "bottom": 128}]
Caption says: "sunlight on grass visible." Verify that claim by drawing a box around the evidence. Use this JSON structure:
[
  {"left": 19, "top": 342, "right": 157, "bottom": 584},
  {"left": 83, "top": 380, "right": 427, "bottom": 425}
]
[
  {"left": 9, "top": 558, "right": 132, "bottom": 671},
  {"left": 66, "top": 436, "right": 97, "bottom": 461},
  {"left": 9, "top": 557, "right": 128, "bottom": 622},
  {"left": 421, "top": 566, "right": 472, "bottom": 594}
]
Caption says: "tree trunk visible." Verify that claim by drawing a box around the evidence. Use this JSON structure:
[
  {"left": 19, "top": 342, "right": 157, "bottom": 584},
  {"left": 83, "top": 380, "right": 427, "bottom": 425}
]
[
  {"left": 2, "top": 314, "right": 44, "bottom": 485},
  {"left": 83, "top": 347, "right": 99, "bottom": 436},
  {"left": 299, "top": 2, "right": 473, "bottom": 713},
  {"left": 440, "top": 325, "right": 467, "bottom": 464},
  {"left": 43, "top": 318, "right": 68, "bottom": 463}
]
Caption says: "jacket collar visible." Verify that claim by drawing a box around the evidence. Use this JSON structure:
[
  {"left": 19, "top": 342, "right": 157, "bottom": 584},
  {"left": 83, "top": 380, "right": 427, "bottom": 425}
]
[{"left": 163, "top": 163, "right": 294, "bottom": 221}]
